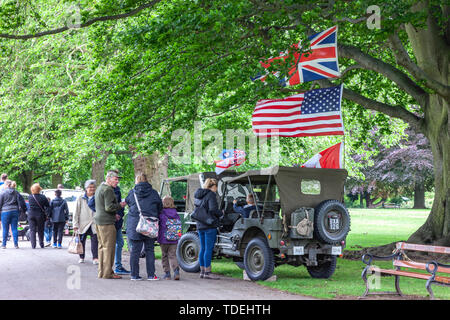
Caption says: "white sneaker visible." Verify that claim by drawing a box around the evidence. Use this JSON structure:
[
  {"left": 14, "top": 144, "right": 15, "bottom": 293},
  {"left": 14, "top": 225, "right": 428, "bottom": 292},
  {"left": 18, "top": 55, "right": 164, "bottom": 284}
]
[
  {"left": 78, "top": 258, "right": 85, "bottom": 263},
  {"left": 92, "top": 259, "right": 99, "bottom": 265}
]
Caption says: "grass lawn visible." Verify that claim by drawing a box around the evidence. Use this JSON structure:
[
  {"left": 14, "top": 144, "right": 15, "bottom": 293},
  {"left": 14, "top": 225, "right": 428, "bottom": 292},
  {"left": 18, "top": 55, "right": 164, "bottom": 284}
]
[{"left": 211, "top": 208, "right": 450, "bottom": 300}]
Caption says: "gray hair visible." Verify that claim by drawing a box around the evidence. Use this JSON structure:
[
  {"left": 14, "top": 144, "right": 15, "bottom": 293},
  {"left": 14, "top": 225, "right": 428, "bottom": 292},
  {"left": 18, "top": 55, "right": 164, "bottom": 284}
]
[{"left": 84, "top": 179, "right": 96, "bottom": 189}]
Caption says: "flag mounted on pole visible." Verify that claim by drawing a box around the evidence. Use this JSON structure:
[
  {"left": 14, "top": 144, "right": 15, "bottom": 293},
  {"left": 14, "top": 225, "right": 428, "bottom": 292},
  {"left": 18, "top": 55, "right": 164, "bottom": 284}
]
[
  {"left": 253, "top": 26, "right": 340, "bottom": 86},
  {"left": 215, "top": 149, "right": 246, "bottom": 174},
  {"left": 252, "top": 84, "right": 344, "bottom": 137},
  {"left": 302, "top": 142, "right": 344, "bottom": 169}
]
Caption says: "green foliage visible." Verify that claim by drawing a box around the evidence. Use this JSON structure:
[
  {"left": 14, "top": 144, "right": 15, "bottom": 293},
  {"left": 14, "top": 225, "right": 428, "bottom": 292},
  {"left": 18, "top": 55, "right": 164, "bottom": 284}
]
[{"left": 0, "top": 0, "right": 437, "bottom": 191}]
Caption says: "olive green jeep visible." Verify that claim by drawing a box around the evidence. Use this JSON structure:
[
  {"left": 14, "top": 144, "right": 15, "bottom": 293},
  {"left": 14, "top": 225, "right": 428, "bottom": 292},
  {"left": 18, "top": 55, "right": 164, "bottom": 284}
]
[{"left": 159, "top": 165, "right": 350, "bottom": 281}]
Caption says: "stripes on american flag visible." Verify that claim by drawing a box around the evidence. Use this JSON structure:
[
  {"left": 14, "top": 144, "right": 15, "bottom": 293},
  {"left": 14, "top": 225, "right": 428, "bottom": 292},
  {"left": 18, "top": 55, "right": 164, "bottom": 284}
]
[{"left": 252, "top": 85, "right": 345, "bottom": 137}]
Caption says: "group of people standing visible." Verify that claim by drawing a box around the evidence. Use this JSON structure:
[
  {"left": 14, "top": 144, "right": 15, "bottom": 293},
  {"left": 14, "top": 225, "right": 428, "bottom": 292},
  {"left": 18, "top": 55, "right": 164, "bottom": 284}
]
[
  {"left": 0, "top": 174, "right": 69, "bottom": 249},
  {"left": 0, "top": 170, "right": 227, "bottom": 282},
  {"left": 76, "top": 170, "right": 182, "bottom": 281}
]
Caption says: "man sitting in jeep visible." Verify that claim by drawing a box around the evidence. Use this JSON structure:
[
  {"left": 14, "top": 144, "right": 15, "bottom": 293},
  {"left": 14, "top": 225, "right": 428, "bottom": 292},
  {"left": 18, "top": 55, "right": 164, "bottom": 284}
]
[{"left": 232, "top": 194, "right": 256, "bottom": 219}]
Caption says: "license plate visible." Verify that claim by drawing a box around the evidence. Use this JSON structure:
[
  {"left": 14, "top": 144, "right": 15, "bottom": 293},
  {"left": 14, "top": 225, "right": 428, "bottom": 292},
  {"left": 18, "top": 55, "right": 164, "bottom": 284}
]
[
  {"left": 293, "top": 246, "right": 304, "bottom": 255},
  {"left": 331, "top": 246, "right": 342, "bottom": 255}
]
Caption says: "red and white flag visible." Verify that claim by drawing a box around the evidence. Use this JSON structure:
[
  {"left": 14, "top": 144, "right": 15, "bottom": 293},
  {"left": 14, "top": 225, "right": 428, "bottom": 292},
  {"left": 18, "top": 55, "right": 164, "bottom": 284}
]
[
  {"left": 302, "top": 142, "right": 344, "bottom": 169},
  {"left": 252, "top": 85, "right": 344, "bottom": 137}
]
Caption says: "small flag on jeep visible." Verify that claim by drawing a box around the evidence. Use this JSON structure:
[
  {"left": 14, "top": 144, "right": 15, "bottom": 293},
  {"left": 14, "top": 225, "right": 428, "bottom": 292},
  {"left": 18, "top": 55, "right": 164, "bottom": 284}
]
[{"left": 215, "top": 149, "right": 246, "bottom": 174}]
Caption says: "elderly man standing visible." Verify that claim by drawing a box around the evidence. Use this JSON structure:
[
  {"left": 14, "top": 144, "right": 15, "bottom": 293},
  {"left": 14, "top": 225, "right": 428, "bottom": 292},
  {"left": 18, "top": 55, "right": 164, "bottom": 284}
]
[{"left": 94, "top": 171, "right": 126, "bottom": 279}]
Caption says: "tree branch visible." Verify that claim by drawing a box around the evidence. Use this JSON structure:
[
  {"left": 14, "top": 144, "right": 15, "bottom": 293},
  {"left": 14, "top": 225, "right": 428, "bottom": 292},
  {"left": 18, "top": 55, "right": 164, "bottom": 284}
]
[
  {"left": 338, "top": 43, "right": 429, "bottom": 106},
  {"left": 388, "top": 32, "right": 450, "bottom": 99},
  {"left": 0, "top": 1, "right": 161, "bottom": 40}
]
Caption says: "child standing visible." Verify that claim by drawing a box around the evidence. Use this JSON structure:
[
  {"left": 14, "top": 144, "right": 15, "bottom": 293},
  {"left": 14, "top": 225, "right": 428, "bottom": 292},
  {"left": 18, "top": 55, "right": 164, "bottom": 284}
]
[{"left": 158, "top": 196, "right": 182, "bottom": 280}]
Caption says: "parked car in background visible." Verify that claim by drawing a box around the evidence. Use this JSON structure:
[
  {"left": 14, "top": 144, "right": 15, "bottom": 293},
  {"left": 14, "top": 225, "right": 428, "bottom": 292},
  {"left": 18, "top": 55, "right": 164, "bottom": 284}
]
[{"left": 41, "top": 188, "right": 84, "bottom": 231}]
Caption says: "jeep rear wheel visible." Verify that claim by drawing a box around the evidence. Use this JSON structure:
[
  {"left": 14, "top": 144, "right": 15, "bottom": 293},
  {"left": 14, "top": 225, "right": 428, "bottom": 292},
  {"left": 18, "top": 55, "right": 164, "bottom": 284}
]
[
  {"left": 176, "top": 232, "right": 200, "bottom": 273},
  {"left": 243, "top": 238, "right": 275, "bottom": 281},
  {"left": 314, "top": 200, "right": 350, "bottom": 244},
  {"left": 306, "top": 255, "right": 337, "bottom": 279}
]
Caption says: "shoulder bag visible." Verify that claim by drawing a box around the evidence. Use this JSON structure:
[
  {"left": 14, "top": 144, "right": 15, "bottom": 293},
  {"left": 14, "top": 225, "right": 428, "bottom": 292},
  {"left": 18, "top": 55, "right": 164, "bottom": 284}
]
[{"left": 134, "top": 191, "right": 159, "bottom": 238}]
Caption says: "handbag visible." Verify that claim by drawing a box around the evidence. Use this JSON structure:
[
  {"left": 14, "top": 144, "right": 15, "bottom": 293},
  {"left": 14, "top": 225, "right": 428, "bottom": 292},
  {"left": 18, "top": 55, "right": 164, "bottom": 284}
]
[
  {"left": 134, "top": 191, "right": 159, "bottom": 238},
  {"left": 68, "top": 233, "right": 84, "bottom": 254},
  {"left": 191, "top": 201, "right": 214, "bottom": 227}
]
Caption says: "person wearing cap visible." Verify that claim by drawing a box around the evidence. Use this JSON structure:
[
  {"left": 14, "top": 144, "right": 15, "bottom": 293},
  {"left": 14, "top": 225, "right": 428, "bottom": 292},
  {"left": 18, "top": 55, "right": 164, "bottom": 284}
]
[
  {"left": 94, "top": 171, "right": 127, "bottom": 279},
  {"left": 73, "top": 180, "right": 98, "bottom": 264}
]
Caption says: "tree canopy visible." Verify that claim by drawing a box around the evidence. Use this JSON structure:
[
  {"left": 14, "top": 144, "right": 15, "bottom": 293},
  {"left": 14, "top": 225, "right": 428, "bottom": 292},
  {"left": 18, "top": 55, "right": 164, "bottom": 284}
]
[{"left": 0, "top": 0, "right": 448, "bottom": 244}]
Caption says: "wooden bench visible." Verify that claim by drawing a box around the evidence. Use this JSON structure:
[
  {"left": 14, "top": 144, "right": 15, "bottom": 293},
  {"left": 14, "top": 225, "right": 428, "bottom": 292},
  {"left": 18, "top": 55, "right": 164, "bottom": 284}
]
[{"left": 361, "top": 242, "right": 450, "bottom": 299}]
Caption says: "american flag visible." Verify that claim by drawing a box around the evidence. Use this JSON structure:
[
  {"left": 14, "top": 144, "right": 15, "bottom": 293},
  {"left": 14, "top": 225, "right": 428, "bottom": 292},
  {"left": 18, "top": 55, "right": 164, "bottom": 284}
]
[
  {"left": 254, "top": 26, "right": 340, "bottom": 85},
  {"left": 252, "top": 85, "right": 345, "bottom": 137}
]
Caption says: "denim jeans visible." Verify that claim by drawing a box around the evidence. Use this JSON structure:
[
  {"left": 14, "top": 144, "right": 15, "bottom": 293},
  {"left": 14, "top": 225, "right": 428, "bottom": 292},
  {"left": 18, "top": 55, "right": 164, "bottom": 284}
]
[
  {"left": 44, "top": 225, "right": 52, "bottom": 243},
  {"left": 198, "top": 228, "right": 217, "bottom": 268},
  {"left": 1, "top": 210, "right": 19, "bottom": 247},
  {"left": 114, "top": 227, "right": 124, "bottom": 270}
]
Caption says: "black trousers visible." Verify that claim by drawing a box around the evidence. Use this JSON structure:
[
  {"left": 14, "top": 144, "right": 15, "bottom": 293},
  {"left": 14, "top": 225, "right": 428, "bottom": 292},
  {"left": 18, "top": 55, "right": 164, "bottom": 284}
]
[
  {"left": 129, "top": 238, "right": 156, "bottom": 279},
  {"left": 28, "top": 214, "right": 46, "bottom": 248},
  {"left": 79, "top": 226, "right": 98, "bottom": 259},
  {"left": 52, "top": 222, "right": 65, "bottom": 245}
]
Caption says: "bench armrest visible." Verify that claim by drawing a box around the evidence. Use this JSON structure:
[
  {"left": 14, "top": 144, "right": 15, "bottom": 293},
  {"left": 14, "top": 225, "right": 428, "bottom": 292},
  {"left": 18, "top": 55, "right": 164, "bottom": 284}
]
[
  {"left": 362, "top": 251, "right": 401, "bottom": 265},
  {"left": 426, "top": 260, "right": 450, "bottom": 275}
]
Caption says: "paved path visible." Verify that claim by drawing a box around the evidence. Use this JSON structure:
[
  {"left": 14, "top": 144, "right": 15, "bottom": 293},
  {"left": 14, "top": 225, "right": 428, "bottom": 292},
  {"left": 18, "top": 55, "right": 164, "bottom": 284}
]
[{"left": 0, "top": 236, "right": 313, "bottom": 300}]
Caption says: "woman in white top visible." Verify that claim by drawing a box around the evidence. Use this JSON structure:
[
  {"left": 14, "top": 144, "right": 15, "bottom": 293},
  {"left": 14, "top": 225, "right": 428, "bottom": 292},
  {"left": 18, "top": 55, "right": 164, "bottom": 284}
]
[{"left": 73, "top": 180, "right": 98, "bottom": 264}]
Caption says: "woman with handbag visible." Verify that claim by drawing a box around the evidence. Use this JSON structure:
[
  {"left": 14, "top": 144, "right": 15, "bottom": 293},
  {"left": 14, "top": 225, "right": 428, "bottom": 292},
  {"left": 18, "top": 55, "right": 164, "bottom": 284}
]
[
  {"left": 125, "top": 173, "right": 162, "bottom": 281},
  {"left": 193, "top": 178, "right": 223, "bottom": 280},
  {"left": 28, "top": 183, "right": 50, "bottom": 249}
]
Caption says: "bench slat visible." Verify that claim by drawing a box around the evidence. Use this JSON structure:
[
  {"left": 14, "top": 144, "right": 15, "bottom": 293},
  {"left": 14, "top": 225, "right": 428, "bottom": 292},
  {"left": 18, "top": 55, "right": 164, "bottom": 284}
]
[
  {"left": 371, "top": 268, "right": 430, "bottom": 280},
  {"left": 369, "top": 267, "right": 450, "bottom": 284},
  {"left": 393, "top": 260, "right": 450, "bottom": 274},
  {"left": 396, "top": 242, "right": 450, "bottom": 254}
]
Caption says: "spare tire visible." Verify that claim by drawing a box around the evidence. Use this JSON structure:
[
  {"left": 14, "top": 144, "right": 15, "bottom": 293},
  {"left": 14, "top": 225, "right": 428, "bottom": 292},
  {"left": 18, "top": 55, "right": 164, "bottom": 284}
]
[{"left": 313, "top": 200, "right": 350, "bottom": 244}]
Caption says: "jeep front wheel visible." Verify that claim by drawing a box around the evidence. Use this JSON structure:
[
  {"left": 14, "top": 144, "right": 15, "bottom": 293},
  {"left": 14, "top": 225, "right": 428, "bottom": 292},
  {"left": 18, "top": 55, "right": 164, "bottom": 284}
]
[
  {"left": 243, "top": 238, "right": 275, "bottom": 281},
  {"left": 176, "top": 232, "right": 200, "bottom": 273}
]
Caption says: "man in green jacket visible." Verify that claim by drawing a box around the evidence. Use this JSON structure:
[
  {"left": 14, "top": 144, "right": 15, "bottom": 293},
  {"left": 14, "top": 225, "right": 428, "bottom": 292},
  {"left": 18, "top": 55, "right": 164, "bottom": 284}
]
[{"left": 94, "top": 170, "right": 126, "bottom": 279}]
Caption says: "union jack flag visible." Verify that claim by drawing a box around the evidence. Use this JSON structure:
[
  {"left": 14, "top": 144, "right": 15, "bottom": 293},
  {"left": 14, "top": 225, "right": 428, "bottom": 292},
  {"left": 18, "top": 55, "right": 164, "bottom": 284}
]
[{"left": 253, "top": 26, "right": 340, "bottom": 85}]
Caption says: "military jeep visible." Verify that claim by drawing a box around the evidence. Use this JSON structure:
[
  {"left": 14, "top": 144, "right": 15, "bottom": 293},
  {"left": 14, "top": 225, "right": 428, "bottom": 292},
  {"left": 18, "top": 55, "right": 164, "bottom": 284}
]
[{"left": 160, "top": 166, "right": 350, "bottom": 281}]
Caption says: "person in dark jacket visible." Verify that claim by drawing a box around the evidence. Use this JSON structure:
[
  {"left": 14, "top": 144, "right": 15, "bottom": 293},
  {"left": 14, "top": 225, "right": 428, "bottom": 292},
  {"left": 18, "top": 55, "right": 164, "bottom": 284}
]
[
  {"left": 125, "top": 173, "right": 162, "bottom": 281},
  {"left": 113, "top": 181, "right": 130, "bottom": 275},
  {"left": 0, "top": 180, "right": 26, "bottom": 249},
  {"left": 28, "top": 183, "right": 50, "bottom": 249},
  {"left": 157, "top": 196, "right": 181, "bottom": 280},
  {"left": 49, "top": 189, "right": 69, "bottom": 248},
  {"left": 194, "top": 178, "right": 223, "bottom": 280},
  {"left": 232, "top": 194, "right": 256, "bottom": 218}
]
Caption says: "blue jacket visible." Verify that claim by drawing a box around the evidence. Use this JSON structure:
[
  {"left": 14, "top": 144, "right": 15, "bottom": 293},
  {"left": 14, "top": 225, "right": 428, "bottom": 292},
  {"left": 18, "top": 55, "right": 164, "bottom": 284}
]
[
  {"left": 49, "top": 197, "right": 69, "bottom": 222},
  {"left": 125, "top": 182, "right": 162, "bottom": 241},
  {"left": 233, "top": 203, "right": 256, "bottom": 218}
]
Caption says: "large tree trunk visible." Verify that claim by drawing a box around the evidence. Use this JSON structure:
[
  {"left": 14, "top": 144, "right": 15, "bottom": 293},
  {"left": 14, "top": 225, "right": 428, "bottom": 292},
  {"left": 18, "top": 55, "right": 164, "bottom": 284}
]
[
  {"left": 405, "top": 7, "right": 450, "bottom": 246},
  {"left": 20, "top": 170, "right": 33, "bottom": 194},
  {"left": 51, "top": 173, "right": 63, "bottom": 189},
  {"left": 91, "top": 152, "right": 109, "bottom": 184},
  {"left": 413, "top": 182, "right": 426, "bottom": 209},
  {"left": 132, "top": 151, "right": 168, "bottom": 192}
]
